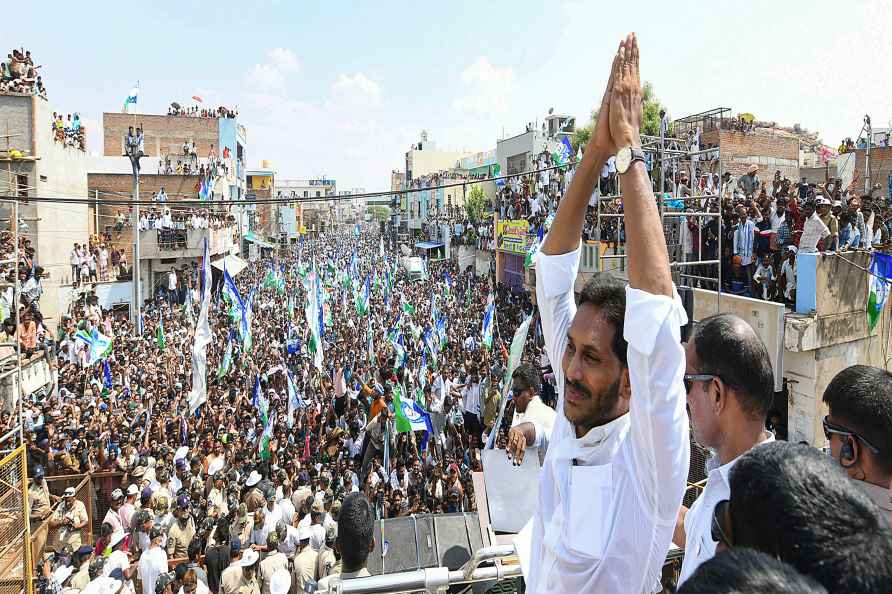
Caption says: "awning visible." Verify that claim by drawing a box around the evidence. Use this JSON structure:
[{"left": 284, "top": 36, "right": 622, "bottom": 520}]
[
  {"left": 415, "top": 241, "right": 444, "bottom": 250},
  {"left": 244, "top": 232, "right": 276, "bottom": 249},
  {"left": 212, "top": 254, "right": 248, "bottom": 276}
]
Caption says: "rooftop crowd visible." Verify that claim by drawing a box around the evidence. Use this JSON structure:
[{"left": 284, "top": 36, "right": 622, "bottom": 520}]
[
  {"left": 1, "top": 47, "right": 46, "bottom": 97},
  {"left": 168, "top": 105, "right": 238, "bottom": 119}
]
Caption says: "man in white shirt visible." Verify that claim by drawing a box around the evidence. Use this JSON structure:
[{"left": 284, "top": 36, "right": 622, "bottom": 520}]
[
  {"left": 461, "top": 370, "right": 483, "bottom": 447},
  {"left": 513, "top": 35, "right": 690, "bottom": 594},
  {"left": 138, "top": 527, "right": 168, "bottom": 594},
  {"left": 673, "top": 314, "right": 776, "bottom": 586},
  {"left": 507, "top": 364, "right": 556, "bottom": 454},
  {"left": 799, "top": 201, "right": 830, "bottom": 253}
]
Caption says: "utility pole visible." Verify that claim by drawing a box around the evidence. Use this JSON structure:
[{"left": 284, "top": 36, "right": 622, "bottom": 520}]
[
  {"left": 125, "top": 127, "right": 144, "bottom": 335},
  {"left": 864, "top": 114, "right": 872, "bottom": 195}
]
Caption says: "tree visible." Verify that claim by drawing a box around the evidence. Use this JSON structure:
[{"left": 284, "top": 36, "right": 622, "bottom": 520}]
[
  {"left": 367, "top": 205, "right": 390, "bottom": 222},
  {"left": 571, "top": 81, "right": 669, "bottom": 151},
  {"left": 465, "top": 184, "right": 487, "bottom": 223},
  {"left": 641, "top": 81, "right": 669, "bottom": 137}
]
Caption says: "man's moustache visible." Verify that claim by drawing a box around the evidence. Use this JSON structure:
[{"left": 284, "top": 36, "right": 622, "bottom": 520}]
[{"left": 566, "top": 380, "right": 591, "bottom": 399}]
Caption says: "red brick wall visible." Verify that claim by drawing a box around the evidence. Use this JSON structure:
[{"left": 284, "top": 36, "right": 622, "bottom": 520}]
[
  {"left": 103, "top": 113, "right": 219, "bottom": 158},
  {"left": 702, "top": 129, "right": 800, "bottom": 179},
  {"left": 853, "top": 147, "right": 892, "bottom": 198}
]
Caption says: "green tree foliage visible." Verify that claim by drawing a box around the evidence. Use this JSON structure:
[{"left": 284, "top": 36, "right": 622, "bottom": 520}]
[
  {"left": 367, "top": 205, "right": 391, "bottom": 221},
  {"left": 465, "top": 184, "right": 487, "bottom": 223}
]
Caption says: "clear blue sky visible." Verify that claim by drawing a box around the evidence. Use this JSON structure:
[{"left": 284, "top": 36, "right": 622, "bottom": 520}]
[{"left": 16, "top": 0, "right": 891, "bottom": 190}]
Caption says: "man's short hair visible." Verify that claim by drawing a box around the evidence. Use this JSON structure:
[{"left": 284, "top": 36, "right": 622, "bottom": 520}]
[
  {"left": 678, "top": 548, "right": 827, "bottom": 594},
  {"left": 822, "top": 365, "right": 892, "bottom": 473},
  {"left": 337, "top": 492, "right": 373, "bottom": 569},
  {"left": 729, "top": 441, "right": 892, "bottom": 594},
  {"left": 578, "top": 273, "right": 627, "bottom": 367},
  {"left": 511, "top": 363, "right": 540, "bottom": 395},
  {"left": 691, "top": 313, "right": 774, "bottom": 419}
]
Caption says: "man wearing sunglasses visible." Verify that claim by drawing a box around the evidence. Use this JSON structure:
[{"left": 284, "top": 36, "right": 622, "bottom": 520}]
[
  {"left": 674, "top": 314, "right": 775, "bottom": 586},
  {"left": 821, "top": 364, "right": 892, "bottom": 525},
  {"left": 519, "top": 34, "right": 690, "bottom": 594}
]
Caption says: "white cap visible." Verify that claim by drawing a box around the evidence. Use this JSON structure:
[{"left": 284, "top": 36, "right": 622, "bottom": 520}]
[
  {"left": 63, "top": 487, "right": 76, "bottom": 498},
  {"left": 270, "top": 569, "right": 291, "bottom": 594},
  {"left": 208, "top": 457, "right": 225, "bottom": 477},
  {"left": 53, "top": 565, "right": 75, "bottom": 585},
  {"left": 297, "top": 526, "right": 312, "bottom": 542},
  {"left": 239, "top": 549, "right": 259, "bottom": 567},
  {"left": 174, "top": 446, "right": 189, "bottom": 462},
  {"left": 108, "top": 531, "right": 127, "bottom": 549},
  {"left": 126, "top": 484, "right": 140, "bottom": 496},
  {"left": 245, "top": 470, "right": 262, "bottom": 486}
]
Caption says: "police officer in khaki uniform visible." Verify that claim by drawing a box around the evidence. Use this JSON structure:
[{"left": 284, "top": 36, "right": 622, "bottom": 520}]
[
  {"left": 166, "top": 495, "right": 196, "bottom": 560},
  {"left": 236, "top": 549, "right": 260, "bottom": 594},
  {"left": 28, "top": 465, "right": 54, "bottom": 556},
  {"left": 69, "top": 545, "right": 94, "bottom": 590},
  {"left": 50, "top": 487, "right": 88, "bottom": 550}
]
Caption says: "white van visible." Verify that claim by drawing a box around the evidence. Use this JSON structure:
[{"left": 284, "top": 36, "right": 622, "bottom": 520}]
[{"left": 404, "top": 256, "right": 424, "bottom": 281}]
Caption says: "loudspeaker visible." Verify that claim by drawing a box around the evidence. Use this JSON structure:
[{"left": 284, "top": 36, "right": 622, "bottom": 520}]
[{"left": 367, "top": 513, "right": 483, "bottom": 575}]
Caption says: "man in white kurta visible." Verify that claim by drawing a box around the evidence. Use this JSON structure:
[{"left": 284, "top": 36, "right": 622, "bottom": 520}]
[{"left": 517, "top": 34, "right": 690, "bottom": 594}]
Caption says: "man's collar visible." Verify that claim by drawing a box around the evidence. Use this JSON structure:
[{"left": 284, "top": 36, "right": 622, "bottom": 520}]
[{"left": 577, "top": 412, "right": 630, "bottom": 448}]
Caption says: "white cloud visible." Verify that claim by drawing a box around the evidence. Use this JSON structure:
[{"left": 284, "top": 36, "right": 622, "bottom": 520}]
[
  {"left": 247, "top": 48, "right": 300, "bottom": 92},
  {"left": 238, "top": 65, "right": 403, "bottom": 190},
  {"left": 452, "top": 57, "right": 514, "bottom": 116},
  {"left": 329, "top": 73, "right": 382, "bottom": 109}
]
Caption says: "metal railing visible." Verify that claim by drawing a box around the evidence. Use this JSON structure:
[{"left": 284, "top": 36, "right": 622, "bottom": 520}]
[{"left": 317, "top": 545, "right": 521, "bottom": 594}]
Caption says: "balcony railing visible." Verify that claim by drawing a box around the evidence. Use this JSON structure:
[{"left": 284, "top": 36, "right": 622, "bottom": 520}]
[{"left": 137, "top": 225, "right": 235, "bottom": 259}]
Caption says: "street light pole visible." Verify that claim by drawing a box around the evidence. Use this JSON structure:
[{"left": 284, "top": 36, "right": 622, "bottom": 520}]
[{"left": 126, "top": 128, "right": 144, "bottom": 336}]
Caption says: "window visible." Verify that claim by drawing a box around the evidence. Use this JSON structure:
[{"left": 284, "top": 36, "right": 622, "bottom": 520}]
[
  {"left": 304, "top": 191, "right": 308, "bottom": 198},
  {"left": 17, "top": 175, "right": 28, "bottom": 199},
  {"left": 316, "top": 191, "right": 321, "bottom": 197}
]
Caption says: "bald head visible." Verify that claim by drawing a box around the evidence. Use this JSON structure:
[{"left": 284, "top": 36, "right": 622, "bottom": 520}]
[{"left": 690, "top": 313, "right": 774, "bottom": 420}]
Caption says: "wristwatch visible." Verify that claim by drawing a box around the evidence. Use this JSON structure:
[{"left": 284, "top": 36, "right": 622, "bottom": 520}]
[{"left": 616, "top": 146, "right": 646, "bottom": 174}]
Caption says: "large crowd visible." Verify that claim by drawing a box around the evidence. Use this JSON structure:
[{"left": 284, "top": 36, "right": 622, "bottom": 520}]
[{"left": 22, "top": 226, "right": 543, "bottom": 594}]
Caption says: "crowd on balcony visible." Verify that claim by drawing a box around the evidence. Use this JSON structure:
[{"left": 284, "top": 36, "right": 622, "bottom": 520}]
[
  {"left": 138, "top": 208, "right": 235, "bottom": 233},
  {"left": 168, "top": 104, "right": 238, "bottom": 118},
  {"left": 51, "top": 112, "right": 86, "bottom": 151},
  {"left": 158, "top": 145, "right": 231, "bottom": 180},
  {"left": 1, "top": 48, "right": 46, "bottom": 97}
]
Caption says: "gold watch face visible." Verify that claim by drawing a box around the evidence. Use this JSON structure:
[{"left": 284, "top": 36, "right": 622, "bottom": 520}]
[{"left": 616, "top": 148, "right": 632, "bottom": 173}]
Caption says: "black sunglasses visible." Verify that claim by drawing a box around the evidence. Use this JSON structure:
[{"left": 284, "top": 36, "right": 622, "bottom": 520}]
[
  {"left": 711, "top": 499, "right": 732, "bottom": 547},
  {"left": 822, "top": 416, "right": 881, "bottom": 454},
  {"left": 683, "top": 374, "right": 718, "bottom": 393}
]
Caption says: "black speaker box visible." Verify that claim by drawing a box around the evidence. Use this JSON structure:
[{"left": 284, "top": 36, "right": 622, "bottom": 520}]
[{"left": 368, "top": 512, "right": 483, "bottom": 575}]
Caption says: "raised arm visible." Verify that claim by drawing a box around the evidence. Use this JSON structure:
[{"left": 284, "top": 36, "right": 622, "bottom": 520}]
[
  {"left": 610, "top": 32, "right": 689, "bottom": 521},
  {"left": 610, "top": 35, "right": 672, "bottom": 298}
]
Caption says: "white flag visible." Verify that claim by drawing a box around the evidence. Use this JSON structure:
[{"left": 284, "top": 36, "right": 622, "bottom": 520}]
[{"left": 188, "top": 238, "right": 212, "bottom": 414}]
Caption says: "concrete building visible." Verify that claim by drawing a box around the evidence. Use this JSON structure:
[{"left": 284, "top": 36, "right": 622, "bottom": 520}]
[
  {"left": 246, "top": 166, "right": 276, "bottom": 241},
  {"left": 404, "top": 131, "right": 469, "bottom": 182},
  {"left": 0, "top": 93, "right": 91, "bottom": 329},
  {"left": 277, "top": 179, "right": 337, "bottom": 233},
  {"left": 87, "top": 111, "right": 243, "bottom": 307}
]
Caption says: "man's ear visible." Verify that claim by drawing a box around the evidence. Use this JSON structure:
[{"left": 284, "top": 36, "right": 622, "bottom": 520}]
[
  {"left": 368, "top": 536, "right": 376, "bottom": 553},
  {"left": 619, "top": 368, "right": 631, "bottom": 402}
]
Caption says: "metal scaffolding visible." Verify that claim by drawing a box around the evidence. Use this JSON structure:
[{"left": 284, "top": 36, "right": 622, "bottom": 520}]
[{"left": 594, "top": 114, "right": 725, "bottom": 302}]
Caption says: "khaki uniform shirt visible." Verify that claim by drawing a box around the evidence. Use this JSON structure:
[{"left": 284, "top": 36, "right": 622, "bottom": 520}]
[
  {"left": 29, "top": 482, "right": 52, "bottom": 521},
  {"left": 292, "top": 547, "right": 318, "bottom": 592},
  {"left": 53, "top": 499, "right": 88, "bottom": 550},
  {"left": 258, "top": 552, "right": 289, "bottom": 594},
  {"left": 220, "top": 564, "right": 245, "bottom": 594},
  {"left": 166, "top": 518, "right": 196, "bottom": 559},
  {"left": 315, "top": 547, "right": 336, "bottom": 580},
  {"left": 70, "top": 564, "right": 91, "bottom": 590}
]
